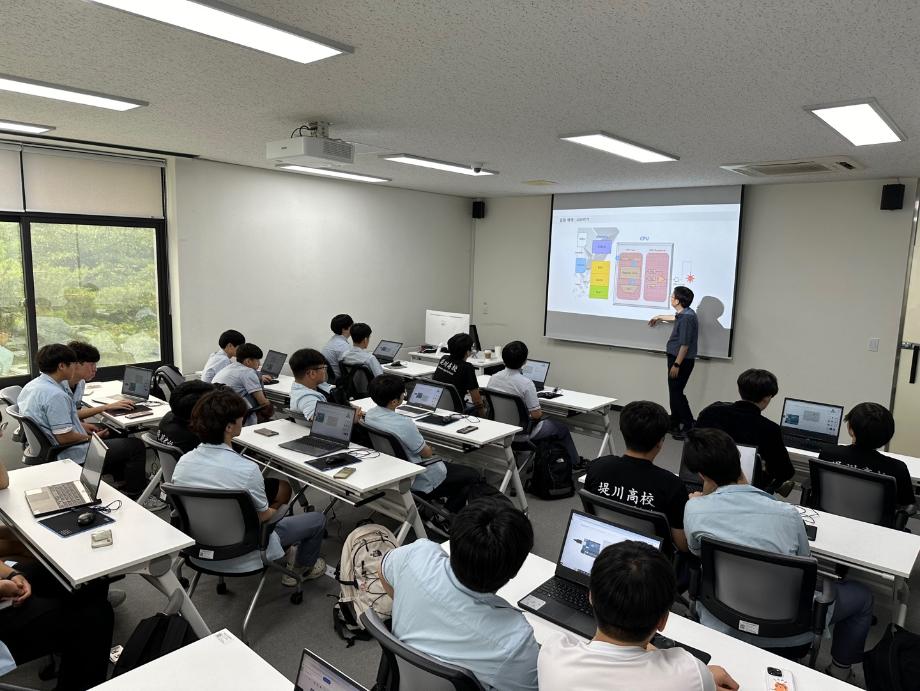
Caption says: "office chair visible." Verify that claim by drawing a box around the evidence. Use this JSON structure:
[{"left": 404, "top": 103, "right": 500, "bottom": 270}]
[
  {"left": 0, "top": 385, "right": 23, "bottom": 443},
  {"left": 482, "top": 389, "right": 537, "bottom": 477},
  {"left": 322, "top": 354, "right": 340, "bottom": 386},
  {"left": 360, "top": 609, "right": 485, "bottom": 691},
  {"left": 138, "top": 432, "right": 185, "bottom": 508},
  {"left": 152, "top": 365, "right": 184, "bottom": 402},
  {"left": 4, "top": 405, "right": 85, "bottom": 465},
  {"left": 339, "top": 363, "right": 374, "bottom": 400},
  {"left": 802, "top": 459, "right": 907, "bottom": 530}
]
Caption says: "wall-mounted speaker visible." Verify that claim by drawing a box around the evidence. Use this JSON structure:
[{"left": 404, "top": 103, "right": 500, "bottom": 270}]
[
  {"left": 881, "top": 183, "right": 905, "bottom": 210},
  {"left": 472, "top": 200, "right": 486, "bottom": 219}
]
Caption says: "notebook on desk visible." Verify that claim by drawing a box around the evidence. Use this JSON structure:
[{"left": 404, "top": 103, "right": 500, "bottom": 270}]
[
  {"left": 279, "top": 402, "right": 354, "bottom": 457},
  {"left": 521, "top": 359, "right": 550, "bottom": 391},
  {"left": 258, "top": 349, "right": 287, "bottom": 385},
  {"left": 372, "top": 340, "right": 402, "bottom": 365},
  {"left": 780, "top": 397, "right": 843, "bottom": 451},
  {"left": 100, "top": 365, "right": 152, "bottom": 404},
  {"left": 398, "top": 382, "right": 453, "bottom": 425},
  {"left": 26, "top": 433, "right": 107, "bottom": 517},
  {"left": 295, "top": 648, "right": 368, "bottom": 691}
]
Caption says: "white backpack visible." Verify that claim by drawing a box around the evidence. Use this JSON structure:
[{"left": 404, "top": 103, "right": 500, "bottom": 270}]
[{"left": 333, "top": 523, "right": 397, "bottom": 644}]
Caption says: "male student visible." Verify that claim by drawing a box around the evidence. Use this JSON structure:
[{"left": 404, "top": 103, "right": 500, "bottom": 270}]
[
  {"left": 321, "top": 314, "right": 353, "bottom": 380},
  {"left": 201, "top": 329, "right": 246, "bottom": 383},
  {"left": 156, "top": 380, "right": 214, "bottom": 453},
  {"left": 433, "top": 333, "right": 485, "bottom": 414},
  {"left": 819, "top": 402, "right": 916, "bottom": 511},
  {"left": 340, "top": 322, "right": 384, "bottom": 378},
  {"left": 172, "top": 389, "right": 326, "bottom": 583},
  {"left": 212, "top": 342, "right": 273, "bottom": 423},
  {"left": 538, "top": 541, "right": 738, "bottom": 691},
  {"left": 289, "top": 348, "right": 329, "bottom": 420},
  {"left": 488, "top": 340, "right": 584, "bottom": 468},
  {"left": 66, "top": 340, "right": 135, "bottom": 419},
  {"left": 696, "top": 368, "right": 795, "bottom": 493},
  {"left": 584, "top": 400, "right": 689, "bottom": 552},
  {"left": 648, "top": 286, "right": 699, "bottom": 439},
  {"left": 683, "top": 428, "right": 873, "bottom": 682},
  {"left": 364, "top": 375, "right": 479, "bottom": 512},
  {"left": 381, "top": 496, "right": 538, "bottom": 691}
]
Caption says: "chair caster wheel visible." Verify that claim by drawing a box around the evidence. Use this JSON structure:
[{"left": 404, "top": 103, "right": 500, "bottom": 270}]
[
  {"left": 216, "top": 582, "right": 229, "bottom": 595},
  {"left": 290, "top": 591, "right": 303, "bottom": 605}
]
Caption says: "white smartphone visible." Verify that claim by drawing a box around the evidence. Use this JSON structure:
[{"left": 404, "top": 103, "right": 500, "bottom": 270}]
[{"left": 765, "top": 667, "right": 795, "bottom": 691}]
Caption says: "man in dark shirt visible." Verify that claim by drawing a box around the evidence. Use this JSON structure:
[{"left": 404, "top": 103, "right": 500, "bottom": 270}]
[
  {"left": 432, "top": 333, "right": 485, "bottom": 415},
  {"left": 585, "top": 400, "right": 689, "bottom": 552},
  {"left": 819, "top": 402, "right": 916, "bottom": 510},
  {"left": 696, "top": 368, "right": 795, "bottom": 494},
  {"left": 649, "top": 286, "right": 698, "bottom": 439},
  {"left": 156, "top": 380, "right": 214, "bottom": 453}
]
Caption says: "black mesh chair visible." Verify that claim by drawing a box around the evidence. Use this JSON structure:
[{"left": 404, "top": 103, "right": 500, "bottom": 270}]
[
  {"left": 138, "top": 432, "right": 185, "bottom": 507},
  {"left": 339, "top": 363, "right": 375, "bottom": 400},
  {"left": 482, "top": 389, "right": 536, "bottom": 475},
  {"left": 152, "top": 365, "right": 185, "bottom": 402},
  {"left": 361, "top": 609, "right": 485, "bottom": 691},
  {"left": 414, "top": 378, "right": 465, "bottom": 412},
  {"left": 578, "top": 488, "right": 676, "bottom": 559},
  {"left": 803, "top": 458, "right": 906, "bottom": 529},
  {"left": 322, "top": 354, "right": 340, "bottom": 387},
  {"left": 5, "top": 405, "right": 85, "bottom": 465},
  {"left": 0, "top": 385, "right": 23, "bottom": 444}
]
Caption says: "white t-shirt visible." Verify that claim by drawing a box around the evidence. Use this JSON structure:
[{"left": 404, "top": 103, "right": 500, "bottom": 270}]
[{"left": 537, "top": 633, "right": 715, "bottom": 691}]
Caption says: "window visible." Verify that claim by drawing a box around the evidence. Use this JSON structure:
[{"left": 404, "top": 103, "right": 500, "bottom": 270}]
[{"left": 0, "top": 221, "right": 27, "bottom": 376}]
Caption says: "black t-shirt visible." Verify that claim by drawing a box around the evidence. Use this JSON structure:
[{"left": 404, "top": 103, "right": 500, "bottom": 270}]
[
  {"left": 432, "top": 356, "right": 479, "bottom": 399},
  {"left": 819, "top": 444, "right": 915, "bottom": 507},
  {"left": 584, "top": 454, "right": 689, "bottom": 529},
  {"left": 156, "top": 412, "right": 200, "bottom": 455}
]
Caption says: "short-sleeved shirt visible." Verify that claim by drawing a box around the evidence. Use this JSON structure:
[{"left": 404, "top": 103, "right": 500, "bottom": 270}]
[
  {"left": 487, "top": 368, "right": 539, "bottom": 412},
  {"left": 212, "top": 361, "right": 263, "bottom": 404},
  {"left": 666, "top": 307, "right": 698, "bottom": 359},
  {"left": 171, "top": 443, "right": 283, "bottom": 572},
  {"left": 382, "top": 540, "right": 539, "bottom": 691},
  {"left": 290, "top": 382, "right": 326, "bottom": 419},
  {"left": 17, "top": 373, "right": 88, "bottom": 462},
  {"left": 340, "top": 346, "right": 384, "bottom": 378},
  {"left": 364, "top": 406, "right": 446, "bottom": 494},
  {"left": 538, "top": 633, "right": 714, "bottom": 691},
  {"left": 156, "top": 412, "right": 200, "bottom": 454},
  {"left": 201, "top": 350, "right": 231, "bottom": 383},
  {"left": 434, "top": 356, "right": 480, "bottom": 400},
  {"left": 819, "top": 444, "right": 915, "bottom": 507},
  {"left": 321, "top": 335, "right": 351, "bottom": 379},
  {"left": 585, "top": 454, "right": 689, "bottom": 529}
]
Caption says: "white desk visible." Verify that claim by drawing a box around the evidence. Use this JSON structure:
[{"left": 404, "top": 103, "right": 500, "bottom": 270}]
[
  {"left": 235, "top": 419, "right": 428, "bottom": 543},
  {"left": 82, "top": 380, "right": 169, "bottom": 430},
  {"left": 91, "top": 629, "right": 290, "bottom": 690},
  {"left": 409, "top": 350, "right": 503, "bottom": 375},
  {"left": 788, "top": 445, "right": 920, "bottom": 492},
  {"left": 0, "top": 461, "right": 210, "bottom": 637},
  {"left": 263, "top": 374, "right": 296, "bottom": 406},
  {"left": 382, "top": 361, "right": 437, "bottom": 379},
  {"left": 478, "top": 374, "right": 619, "bottom": 456}
]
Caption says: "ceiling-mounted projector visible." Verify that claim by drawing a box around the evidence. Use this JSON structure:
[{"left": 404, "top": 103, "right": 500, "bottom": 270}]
[{"left": 267, "top": 135, "right": 354, "bottom": 165}]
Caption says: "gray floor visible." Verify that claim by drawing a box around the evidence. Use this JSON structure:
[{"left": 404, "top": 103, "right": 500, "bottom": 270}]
[{"left": 1, "top": 412, "right": 918, "bottom": 689}]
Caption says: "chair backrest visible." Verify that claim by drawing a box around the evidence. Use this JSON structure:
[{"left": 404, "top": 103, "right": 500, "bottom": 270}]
[
  {"left": 153, "top": 365, "right": 185, "bottom": 401},
  {"left": 359, "top": 421, "right": 409, "bottom": 461},
  {"left": 140, "top": 432, "right": 185, "bottom": 483},
  {"left": 322, "top": 354, "right": 340, "bottom": 386},
  {"left": 5, "top": 405, "right": 56, "bottom": 462},
  {"left": 807, "top": 458, "right": 898, "bottom": 528},
  {"left": 482, "top": 389, "right": 530, "bottom": 433},
  {"left": 697, "top": 535, "right": 818, "bottom": 639},
  {"left": 577, "top": 488, "right": 675, "bottom": 559},
  {"left": 161, "top": 484, "right": 262, "bottom": 561},
  {"left": 416, "top": 378, "right": 464, "bottom": 412},
  {"left": 0, "top": 385, "right": 21, "bottom": 405},
  {"left": 360, "top": 610, "right": 485, "bottom": 691},
  {"left": 340, "top": 363, "right": 374, "bottom": 400}
]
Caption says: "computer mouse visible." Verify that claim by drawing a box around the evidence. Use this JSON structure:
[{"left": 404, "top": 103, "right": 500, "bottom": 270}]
[{"left": 76, "top": 511, "right": 96, "bottom": 527}]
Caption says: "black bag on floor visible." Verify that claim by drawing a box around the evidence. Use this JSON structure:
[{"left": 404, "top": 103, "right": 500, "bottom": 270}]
[
  {"left": 864, "top": 624, "right": 920, "bottom": 691},
  {"left": 525, "top": 440, "right": 574, "bottom": 500},
  {"left": 112, "top": 612, "right": 198, "bottom": 676}
]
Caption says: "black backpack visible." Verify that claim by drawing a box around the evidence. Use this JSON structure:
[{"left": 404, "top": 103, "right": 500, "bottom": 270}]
[
  {"left": 864, "top": 624, "right": 920, "bottom": 691},
  {"left": 525, "top": 440, "right": 575, "bottom": 500},
  {"left": 112, "top": 613, "right": 198, "bottom": 676}
]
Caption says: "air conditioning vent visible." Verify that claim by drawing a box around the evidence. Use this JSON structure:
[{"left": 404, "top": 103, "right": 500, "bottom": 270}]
[{"left": 721, "top": 156, "right": 864, "bottom": 178}]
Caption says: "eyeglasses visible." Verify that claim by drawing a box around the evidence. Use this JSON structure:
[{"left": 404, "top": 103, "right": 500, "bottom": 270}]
[{"left": 308, "top": 365, "right": 327, "bottom": 372}]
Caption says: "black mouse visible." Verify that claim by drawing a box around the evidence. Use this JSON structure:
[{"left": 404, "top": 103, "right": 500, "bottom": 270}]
[{"left": 76, "top": 511, "right": 96, "bottom": 527}]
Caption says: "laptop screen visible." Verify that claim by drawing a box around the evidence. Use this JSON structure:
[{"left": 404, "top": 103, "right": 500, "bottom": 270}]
[
  {"left": 261, "top": 350, "right": 287, "bottom": 377},
  {"left": 295, "top": 648, "right": 368, "bottom": 691},
  {"left": 311, "top": 402, "right": 354, "bottom": 443},
  {"left": 122, "top": 366, "right": 152, "bottom": 398},
  {"left": 557, "top": 510, "right": 661, "bottom": 585},
  {"left": 521, "top": 359, "right": 550, "bottom": 384},
  {"left": 406, "top": 382, "right": 443, "bottom": 410},
  {"left": 373, "top": 340, "right": 402, "bottom": 358},
  {"left": 81, "top": 434, "right": 108, "bottom": 497},
  {"left": 781, "top": 398, "right": 843, "bottom": 441}
]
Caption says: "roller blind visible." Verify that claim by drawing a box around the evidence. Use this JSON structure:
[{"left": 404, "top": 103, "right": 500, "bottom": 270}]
[{"left": 0, "top": 144, "right": 24, "bottom": 212}]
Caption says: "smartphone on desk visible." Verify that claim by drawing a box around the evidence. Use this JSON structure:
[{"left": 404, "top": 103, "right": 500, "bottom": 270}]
[
  {"left": 803, "top": 522, "right": 817, "bottom": 541},
  {"left": 765, "top": 667, "right": 795, "bottom": 691},
  {"left": 334, "top": 467, "right": 356, "bottom": 479}
]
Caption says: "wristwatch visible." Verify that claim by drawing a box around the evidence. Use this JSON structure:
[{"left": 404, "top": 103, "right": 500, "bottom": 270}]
[
  {"left": 5, "top": 571, "right": 22, "bottom": 581},
  {"left": 672, "top": 362, "right": 681, "bottom": 368}
]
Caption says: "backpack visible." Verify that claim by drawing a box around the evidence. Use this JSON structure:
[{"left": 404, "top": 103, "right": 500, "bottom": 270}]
[
  {"left": 525, "top": 440, "right": 575, "bottom": 500},
  {"left": 112, "top": 613, "right": 198, "bottom": 676},
  {"left": 864, "top": 624, "right": 920, "bottom": 691},
  {"left": 333, "top": 523, "right": 398, "bottom": 646}
]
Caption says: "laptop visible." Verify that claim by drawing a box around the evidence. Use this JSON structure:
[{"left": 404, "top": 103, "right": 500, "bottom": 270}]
[
  {"left": 780, "top": 397, "right": 844, "bottom": 451},
  {"left": 396, "top": 381, "right": 453, "bottom": 425},
  {"left": 279, "top": 402, "right": 354, "bottom": 457},
  {"left": 259, "top": 349, "right": 287, "bottom": 385},
  {"left": 25, "top": 434, "right": 107, "bottom": 517},
  {"left": 678, "top": 442, "right": 758, "bottom": 492},
  {"left": 295, "top": 648, "right": 368, "bottom": 691},
  {"left": 521, "top": 359, "right": 551, "bottom": 391},
  {"left": 100, "top": 365, "right": 152, "bottom": 407},
  {"left": 372, "top": 340, "right": 402, "bottom": 365}
]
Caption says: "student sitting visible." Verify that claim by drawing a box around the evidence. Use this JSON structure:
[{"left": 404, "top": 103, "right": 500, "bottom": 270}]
[
  {"left": 488, "top": 340, "right": 585, "bottom": 469},
  {"left": 202, "top": 329, "right": 246, "bottom": 383},
  {"left": 172, "top": 389, "right": 326, "bottom": 583},
  {"left": 364, "top": 375, "right": 479, "bottom": 512},
  {"left": 819, "top": 402, "right": 916, "bottom": 512},
  {"left": 683, "top": 428, "right": 873, "bottom": 682},
  {"left": 212, "top": 343, "right": 273, "bottom": 423},
  {"left": 156, "top": 380, "right": 214, "bottom": 453},
  {"left": 339, "top": 322, "right": 384, "bottom": 378},
  {"left": 66, "top": 340, "right": 135, "bottom": 419},
  {"left": 696, "top": 368, "right": 794, "bottom": 493},
  {"left": 433, "top": 333, "right": 485, "bottom": 415},
  {"left": 289, "top": 348, "right": 329, "bottom": 420},
  {"left": 585, "top": 400, "right": 689, "bottom": 552},
  {"left": 538, "top": 541, "right": 738, "bottom": 691},
  {"left": 321, "top": 314, "right": 353, "bottom": 380},
  {"left": 381, "top": 496, "right": 538, "bottom": 691}
]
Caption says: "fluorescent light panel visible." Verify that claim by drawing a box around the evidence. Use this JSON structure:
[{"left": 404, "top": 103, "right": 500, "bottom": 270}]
[
  {"left": 87, "top": 0, "right": 348, "bottom": 64},
  {"left": 383, "top": 155, "right": 496, "bottom": 176},
  {"left": 0, "top": 74, "right": 146, "bottom": 111},
  {"left": 808, "top": 100, "right": 904, "bottom": 146},
  {"left": 0, "top": 119, "right": 55, "bottom": 134},
  {"left": 560, "top": 132, "right": 678, "bottom": 163},
  {"left": 278, "top": 164, "right": 390, "bottom": 183}
]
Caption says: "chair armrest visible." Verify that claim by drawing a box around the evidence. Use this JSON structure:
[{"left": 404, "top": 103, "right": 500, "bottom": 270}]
[
  {"left": 48, "top": 438, "right": 90, "bottom": 461},
  {"left": 686, "top": 558, "right": 702, "bottom": 621},
  {"left": 799, "top": 480, "right": 813, "bottom": 507},
  {"left": 420, "top": 456, "right": 445, "bottom": 467},
  {"left": 895, "top": 506, "right": 913, "bottom": 531},
  {"left": 812, "top": 574, "right": 837, "bottom": 635},
  {"left": 259, "top": 504, "right": 290, "bottom": 548}
]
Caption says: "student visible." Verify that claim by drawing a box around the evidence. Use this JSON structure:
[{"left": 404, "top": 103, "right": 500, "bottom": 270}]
[
  {"left": 488, "top": 340, "right": 585, "bottom": 468},
  {"left": 156, "top": 380, "right": 214, "bottom": 453},
  {"left": 340, "top": 322, "right": 384, "bottom": 378},
  {"left": 381, "top": 496, "right": 538, "bottom": 691},
  {"left": 172, "top": 389, "right": 326, "bottom": 583},
  {"left": 65, "top": 340, "right": 134, "bottom": 419},
  {"left": 538, "top": 541, "right": 738, "bottom": 691},
  {"left": 289, "top": 348, "right": 329, "bottom": 419},
  {"left": 364, "top": 375, "right": 479, "bottom": 512},
  {"left": 212, "top": 342, "right": 273, "bottom": 423},
  {"left": 683, "top": 428, "right": 873, "bottom": 682},
  {"left": 321, "top": 314, "right": 353, "bottom": 380},
  {"left": 585, "top": 400, "right": 689, "bottom": 552},
  {"left": 696, "top": 368, "right": 795, "bottom": 493},
  {"left": 819, "top": 402, "right": 916, "bottom": 511},
  {"left": 201, "top": 329, "right": 246, "bottom": 383},
  {"left": 433, "top": 333, "right": 485, "bottom": 414}
]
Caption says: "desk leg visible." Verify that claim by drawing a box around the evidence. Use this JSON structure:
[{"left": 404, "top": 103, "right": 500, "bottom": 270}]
[
  {"left": 599, "top": 407, "right": 615, "bottom": 456},
  {"left": 894, "top": 576, "right": 910, "bottom": 627},
  {"left": 396, "top": 483, "right": 427, "bottom": 543},
  {"left": 137, "top": 467, "right": 163, "bottom": 506},
  {"left": 141, "top": 557, "right": 211, "bottom": 638},
  {"left": 500, "top": 441, "right": 529, "bottom": 514}
]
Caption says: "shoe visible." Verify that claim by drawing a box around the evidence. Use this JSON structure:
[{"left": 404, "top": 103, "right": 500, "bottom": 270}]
[
  {"left": 670, "top": 430, "right": 686, "bottom": 441},
  {"left": 142, "top": 495, "right": 168, "bottom": 512},
  {"left": 107, "top": 589, "right": 127, "bottom": 609},
  {"left": 825, "top": 663, "right": 854, "bottom": 682},
  {"left": 282, "top": 557, "right": 326, "bottom": 586}
]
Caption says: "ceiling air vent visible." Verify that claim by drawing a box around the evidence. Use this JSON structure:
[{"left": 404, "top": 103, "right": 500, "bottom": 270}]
[{"left": 721, "top": 156, "right": 864, "bottom": 178}]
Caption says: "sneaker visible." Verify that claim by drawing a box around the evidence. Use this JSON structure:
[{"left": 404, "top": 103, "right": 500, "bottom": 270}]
[
  {"left": 142, "top": 495, "right": 169, "bottom": 512},
  {"left": 281, "top": 557, "right": 326, "bottom": 587},
  {"left": 108, "top": 589, "right": 127, "bottom": 609}
]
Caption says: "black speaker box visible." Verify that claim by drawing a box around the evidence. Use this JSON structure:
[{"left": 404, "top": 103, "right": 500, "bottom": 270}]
[
  {"left": 881, "top": 183, "right": 905, "bottom": 210},
  {"left": 472, "top": 200, "right": 486, "bottom": 219}
]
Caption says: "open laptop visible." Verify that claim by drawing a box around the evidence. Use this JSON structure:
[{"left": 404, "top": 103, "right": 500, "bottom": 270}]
[
  {"left": 372, "top": 340, "right": 402, "bottom": 365},
  {"left": 25, "top": 433, "right": 107, "bottom": 517},
  {"left": 521, "top": 359, "right": 551, "bottom": 391},
  {"left": 396, "top": 381, "right": 453, "bottom": 425},
  {"left": 780, "top": 397, "right": 844, "bottom": 451},
  {"left": 295, "top": 648, "right": 368, "bottom": 691},
  {"left": 279, "top": 402, "right": 354, "bottom": 457},
  {"left": 679, "top": 442, "right": 758, "bottom": 492},
  {"left": 259, "top": 349, "right": 287, "bottom": 385},
  {"left": 98, "top": 365, "right": 154, "bottom": 414}
]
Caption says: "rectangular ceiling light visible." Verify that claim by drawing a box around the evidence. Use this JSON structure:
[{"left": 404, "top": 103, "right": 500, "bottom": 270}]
[
  {"left": 278, "top": 164, "right": 390, "bottom": 183},
  {"left": 0, "top": 74, "right": 146, "bottom": 111},
  {"left": 807, "top": 99, "right": 904, "bottom": 146},
  {"left": 0, "top": 119, "right": 55, "bottom": 134},
  {"left": 87, "top": 0, "right": 350, "bottom": 64},
  {"left": 560, "top": 132, "right": 678, "bottom": 163},
  {"left": 383, "top": 154, "right": 496, "bottom": 176}
]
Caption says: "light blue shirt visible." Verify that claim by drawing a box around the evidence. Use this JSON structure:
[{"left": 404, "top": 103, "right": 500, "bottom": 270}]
[
  {"left": 290, "top": 382, "right": 326, "bottom": 419},
  {"left": 488, "top": 368, "right": 540, "bottom": 412},
  {"left": 212, "top": 361, "right": 263, "bottom": 424},
  {"left": 171, "top": 443, "right": 283, "bottom": 573},
  {"left": 321, "top": 335, "right": 351, "bottom": 379},
  {"left": 340, "top": 346, "right": 384, "bottom": 378},
  {"left": 201, "top": 350, "right": 231, "bottom": 383},
  {"left": 364, "top": 406, "right": 446, "bottom": 494},
  {"left": 383, "top": 540, "right": 539, "bottom": 691},
  {"left": 17, "top": 373, "right": 88, "bottom": 462},
  {"left": 0, "top": 642, "right": 13, "bottom": 677}
]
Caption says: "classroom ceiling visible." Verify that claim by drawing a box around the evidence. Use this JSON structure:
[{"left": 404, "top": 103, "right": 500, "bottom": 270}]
[{"left": 2, "top": 0, "right": 920, "bottom": 198}]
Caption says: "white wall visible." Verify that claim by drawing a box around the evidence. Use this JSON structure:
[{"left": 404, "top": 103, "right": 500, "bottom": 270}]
[
  {"left": 169, "top": 158, "right": 472, "bottom": 372},
  {"left": 472, "top": 179, "right": 917, "bottom": 428}
]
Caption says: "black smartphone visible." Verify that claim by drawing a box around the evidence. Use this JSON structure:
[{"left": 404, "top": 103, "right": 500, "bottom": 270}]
[
  {"left": 804, "top": 522, "right": 817, "bottom": 541},
  {"left": 457, "top": 425, "right": 478, "bottom": 434}
]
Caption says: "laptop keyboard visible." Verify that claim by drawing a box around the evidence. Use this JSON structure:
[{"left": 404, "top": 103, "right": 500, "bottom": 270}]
[
  {"left": 534, "top": 579, "right": 593, "bottom": 617},
  {"left": 49, "top": 482, "right": 84, "bottom": 508},
  {"left": 417, "top": 413, "right": 453, "bottom": 426},
  {"left": 398, "top": 405, "right": 429, "bottom": 416},
  {"left": 286, "top": 435, "right": 346, "bottom": 456},
  {"left": 112, "top": 405, "right": 152, "bottom": 416}
]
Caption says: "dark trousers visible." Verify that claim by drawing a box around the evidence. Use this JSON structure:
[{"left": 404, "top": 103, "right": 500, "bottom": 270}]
[
  {"left": 531, "top": 419, "right": 580, "bottom": 466},
  {"left": 666, "top": 355, "right": 695, "bottom": 430},
  {"left": 829, "top": 580, "right": 874, "bottom": 665},
  {"left": 103, "top": 436, "right": 147, "bottom": 497},
  {"left": 428, "top": 463, "right": 481, "bottom": 513}
]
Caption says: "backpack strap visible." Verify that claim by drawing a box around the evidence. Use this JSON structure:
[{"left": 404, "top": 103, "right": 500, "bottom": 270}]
[{"left": 113, "top": 614, "right": 163, "bottom": 676}]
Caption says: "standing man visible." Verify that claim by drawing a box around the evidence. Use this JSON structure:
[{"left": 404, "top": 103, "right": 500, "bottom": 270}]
[{"left": 649, "top": 286, "right": 698, "bottom": 440}]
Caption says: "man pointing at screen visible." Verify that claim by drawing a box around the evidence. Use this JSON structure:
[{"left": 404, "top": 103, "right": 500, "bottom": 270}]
[{"left": 649, "top": 286, "right": 698, "bottom": 440}]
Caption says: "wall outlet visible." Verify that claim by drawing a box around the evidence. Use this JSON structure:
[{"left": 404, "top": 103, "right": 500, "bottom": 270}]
[{"left": 868, "top": 338, "right": 880, "bottom": 352}]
